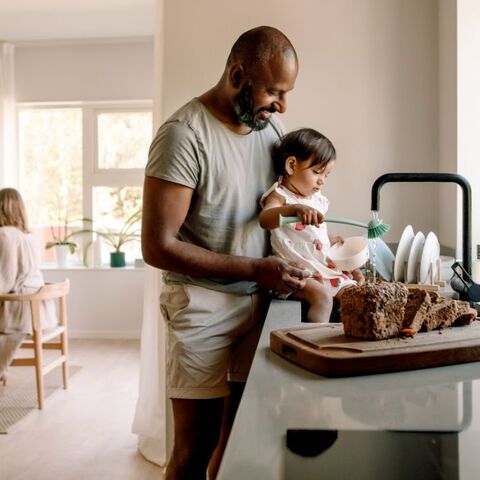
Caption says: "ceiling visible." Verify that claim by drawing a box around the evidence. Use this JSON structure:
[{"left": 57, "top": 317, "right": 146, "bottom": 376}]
[{"left": 0, "top": 0, "right": 156, "bottom": 42}]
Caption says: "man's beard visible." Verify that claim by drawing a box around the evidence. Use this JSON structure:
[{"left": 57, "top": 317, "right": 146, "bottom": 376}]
[{"left": 233, "top": 84, "right": 272, "bottom": 131}]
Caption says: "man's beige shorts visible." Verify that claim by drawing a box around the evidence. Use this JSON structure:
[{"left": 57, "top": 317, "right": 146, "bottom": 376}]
[{"left": 160, "top": 283, "right": 270, "bottom": 399}]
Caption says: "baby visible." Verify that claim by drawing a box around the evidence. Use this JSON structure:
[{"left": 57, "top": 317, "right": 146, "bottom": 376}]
[{"left": 260, "top": 128, "right": 363, "bottom": 323}]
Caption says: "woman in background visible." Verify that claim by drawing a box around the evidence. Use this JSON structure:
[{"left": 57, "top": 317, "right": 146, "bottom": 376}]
[{"left": 0, "top": 188, "right": 56, "bottom": 383}]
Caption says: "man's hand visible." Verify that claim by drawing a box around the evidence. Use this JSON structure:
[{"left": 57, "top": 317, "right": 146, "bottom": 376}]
[{"left": 253, "top": 256, "right": 309, "bottom": 294}]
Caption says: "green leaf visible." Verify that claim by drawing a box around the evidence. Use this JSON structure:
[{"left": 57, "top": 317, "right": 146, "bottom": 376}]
[{"left": 45, "top": 241, "right": 77, "bottom": 253}]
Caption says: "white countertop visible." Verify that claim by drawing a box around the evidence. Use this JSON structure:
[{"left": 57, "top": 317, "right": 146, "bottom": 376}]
[{"left": 217, "top": 299, "right": 480, "bottom": 479}]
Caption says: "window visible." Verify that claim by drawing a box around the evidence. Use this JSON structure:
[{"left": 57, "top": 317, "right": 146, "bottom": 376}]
[
  {"left": 97, "top": 111, "right": 152, "bottom": 169},
  {"left": 17, "top": 101, "right": 152, "bottom": 266}
]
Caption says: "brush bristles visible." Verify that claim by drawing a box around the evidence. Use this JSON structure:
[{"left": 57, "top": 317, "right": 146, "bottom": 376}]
[{"left": 367, "top": 223, "right": 390, "bottom": 239}]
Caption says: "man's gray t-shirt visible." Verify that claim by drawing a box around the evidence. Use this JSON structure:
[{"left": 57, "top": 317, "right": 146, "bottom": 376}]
[{"left": 145, "top": 98, "right": 284, "bottom": 294}]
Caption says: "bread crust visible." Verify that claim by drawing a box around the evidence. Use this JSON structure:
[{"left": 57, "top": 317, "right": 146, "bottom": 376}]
[
  {"left": 340, "top": 282, "right": 478, "bottom": 340},
  {"left": 402, "top": 288, "right": 431, "bottom": 333},
  {"left": 340, "top": 282, "right": 408, "bottom": 340}
]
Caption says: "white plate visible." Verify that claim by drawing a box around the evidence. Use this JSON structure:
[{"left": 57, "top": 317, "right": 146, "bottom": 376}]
[
  {"left": 419, "top": 232, "right": 440, "bottom": 284},
  {"left": 393, "top": 225, "right": 415, "bottom": 282},
  {"left": 368, "top": 237, "right": 395, "bottom": 281},
  {"left": 405, "top": 231, "right": 425, "bottom": 283}
]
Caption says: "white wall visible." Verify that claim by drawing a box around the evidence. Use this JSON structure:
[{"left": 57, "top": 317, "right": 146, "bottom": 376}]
[
  {"left": 438, "top": 0, "right": 480, "bottom": 265},
  {"left": 438, "top": 0, "right": 458, "bottom": 253},
  {"left": 14, "top": 38, "right": 155, "bottom": 339},
  {"left": 160, "top": 0, "right": 440, "bottom": 243},
  {"left": 0, "top": 2, "right": 154, "bottom": 42},
  {"left": 42, "top": 268, "right": 145, "bottom": 338},
  {"left": 10, "top": 1, "right": 476, "bottom": 339},
  {"left": 15, "top": 38, "right": 154, "bottom": 102},
  {"left": 457, "top": 0, "right": 480, "bottom": 261}
]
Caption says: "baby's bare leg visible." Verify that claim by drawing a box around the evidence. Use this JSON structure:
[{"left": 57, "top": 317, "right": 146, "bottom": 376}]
[
  {"left": 293, "top": 279, "right": 333, "bottom": 323},
  {"left": 335, "top": 282, "right": 356, "bottom": 304}
]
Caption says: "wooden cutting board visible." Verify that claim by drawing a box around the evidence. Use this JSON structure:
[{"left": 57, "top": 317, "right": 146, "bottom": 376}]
[{"left": 270, "top": 321, "right": 480, "bottom": 377}]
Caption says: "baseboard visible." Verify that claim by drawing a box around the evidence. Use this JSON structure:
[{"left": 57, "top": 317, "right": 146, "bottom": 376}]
[{"left": 69, "top": 330, "right": 141, "bottom": 340}]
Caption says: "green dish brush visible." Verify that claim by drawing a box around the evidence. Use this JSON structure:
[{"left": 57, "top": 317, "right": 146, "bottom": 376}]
[{"left": 279, "top": 214, "right": 390, "bottom": 239}]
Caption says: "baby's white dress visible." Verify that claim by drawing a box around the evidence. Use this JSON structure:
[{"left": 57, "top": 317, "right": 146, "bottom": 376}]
[{"left": 261, "top": 182, "right": 356, "bottom": 294}]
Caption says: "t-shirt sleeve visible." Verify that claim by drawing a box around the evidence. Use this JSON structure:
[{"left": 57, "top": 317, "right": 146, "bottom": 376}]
[
  {"left": 269, "top": 114, "right": 286, "bottom": 140},
  {"left": 145, "top": 120, "right": 200, "bottom": 188}
]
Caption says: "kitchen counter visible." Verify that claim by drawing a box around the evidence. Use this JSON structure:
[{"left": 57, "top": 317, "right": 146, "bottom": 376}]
[{"left": 217, "top": 299, "right": 480, "bottom": 479}]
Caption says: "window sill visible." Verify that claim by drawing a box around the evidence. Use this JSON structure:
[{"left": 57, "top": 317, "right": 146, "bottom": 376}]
[{"left": 41, "top": 264, "right": 145, "bottom": 271}]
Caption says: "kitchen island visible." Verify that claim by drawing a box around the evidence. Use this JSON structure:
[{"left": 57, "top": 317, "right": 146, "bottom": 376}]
[{"left": 217, "top": 299, "right": 480, "bottom": 479}]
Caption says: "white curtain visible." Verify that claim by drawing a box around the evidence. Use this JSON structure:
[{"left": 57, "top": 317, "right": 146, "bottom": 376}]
[
  {"left": 131, "top": 0, "right": 171, "bottom": 467},
  {"left": 131, "top": 265, "right": 171, "bottom": 465},
  {"left": 0, "top": 43, "right": 16, "bottom": 187}
]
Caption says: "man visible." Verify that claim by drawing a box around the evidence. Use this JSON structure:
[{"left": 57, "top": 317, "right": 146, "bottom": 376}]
[{"left": 142, "top": 26, "right": 307, "bottom": 479}]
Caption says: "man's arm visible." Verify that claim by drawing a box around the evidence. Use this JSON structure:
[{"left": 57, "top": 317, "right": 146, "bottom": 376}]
[{"left": 141, "top": 176, "right": 308, "bottom": 294}]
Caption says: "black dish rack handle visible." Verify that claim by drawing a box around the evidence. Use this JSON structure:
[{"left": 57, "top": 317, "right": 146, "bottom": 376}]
[{"left": 450, "top": 262, "right": 480, "bottom": 303}]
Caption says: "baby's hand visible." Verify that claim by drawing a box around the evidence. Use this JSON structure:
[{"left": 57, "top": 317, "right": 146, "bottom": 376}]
[
  {"left": 351, "top": 268, "right": 365, "bottom": 285},
  {"left": 293, "top": 205, "right": 324, "bottom": 227}
]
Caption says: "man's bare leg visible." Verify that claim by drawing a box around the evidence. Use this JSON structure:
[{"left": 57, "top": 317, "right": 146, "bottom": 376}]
[
  {"left": 207, "top": 382, "right": 245, "bottom": 479},
  {"left": 166, "top": 397, "right": 224, "bottom": 480}
]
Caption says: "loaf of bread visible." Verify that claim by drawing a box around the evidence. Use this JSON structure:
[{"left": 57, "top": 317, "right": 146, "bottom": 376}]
[
  {"left": 402, "top": 288, "right": 431, "bottom": 334},
  {"left": 453, "top": 301, "right": 477, "bottom": 326},
  {"left": 340, "top": 282, "right": 477, "bottom": 340},
  {"left": 420, "top": 293, "right": 475, "bottom": 331},
  {"left": 340, "top": 282, "right": 408, "bottom": 340},
  {"left": 421, "top": 296, "right": 458, "bottom": 331}
]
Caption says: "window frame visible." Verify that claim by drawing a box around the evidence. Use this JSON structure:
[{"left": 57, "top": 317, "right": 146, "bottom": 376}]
[{"left": 16, "top": 99, "right": 151, "bottom": 224}]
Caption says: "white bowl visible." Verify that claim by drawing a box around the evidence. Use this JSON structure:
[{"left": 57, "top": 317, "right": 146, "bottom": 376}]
[{"left": 328, "top": 236, "right": 369, "bottom": 271}]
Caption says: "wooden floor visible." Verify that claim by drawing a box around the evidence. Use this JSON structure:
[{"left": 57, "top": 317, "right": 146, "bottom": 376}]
[{"left": 0, "top": 339, "right": 163, "bottom": 480}]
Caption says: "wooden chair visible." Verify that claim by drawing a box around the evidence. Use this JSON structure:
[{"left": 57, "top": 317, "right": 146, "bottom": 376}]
[{"left": 0, "top": 279, "right": 70, "bottom": 409}]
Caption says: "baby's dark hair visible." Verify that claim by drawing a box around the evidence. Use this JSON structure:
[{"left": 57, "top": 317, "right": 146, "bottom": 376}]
[{"left": 271, "top": 128, "right": 336, "bottom": 177}]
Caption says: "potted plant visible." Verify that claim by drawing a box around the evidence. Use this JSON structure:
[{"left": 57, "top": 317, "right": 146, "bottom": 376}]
[
  {"left": 45, "top": 211, "right": 92, "bottom": 268},
  {"left": 83, "top": 210, "right": 142, "bottom": 267}
]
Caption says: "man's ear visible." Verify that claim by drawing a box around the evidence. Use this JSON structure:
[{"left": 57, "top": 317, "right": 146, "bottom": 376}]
[
  {"left": 285, "top": 156, "right": 297, "bottom": 176},
  {"left": 229, "top": 63, "right": 246, "bottom": 89}
]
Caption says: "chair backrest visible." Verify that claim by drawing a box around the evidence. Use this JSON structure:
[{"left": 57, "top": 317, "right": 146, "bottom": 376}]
[
  {"left": 0, "top": 279, "right": 69, "bottom": 302},
  {"left": 2, "top": 278, "right": 70, "bottom": 410}
]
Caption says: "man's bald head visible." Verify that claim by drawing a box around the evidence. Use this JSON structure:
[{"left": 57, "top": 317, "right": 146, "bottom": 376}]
[{"left": 226, "top": 26, "right": 297, "bottom": 69}]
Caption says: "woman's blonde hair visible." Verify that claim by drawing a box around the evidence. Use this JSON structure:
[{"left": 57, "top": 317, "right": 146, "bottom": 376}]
[{"left": 0, "top": 188, "right": 30, "bottom": 233}]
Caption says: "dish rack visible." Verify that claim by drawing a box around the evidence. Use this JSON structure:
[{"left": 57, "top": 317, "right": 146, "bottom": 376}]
[
  {"left": 370, "top": 172, "right": 473, "bottom": 301},
  {"left": 404, "top": 263, "right": 446, "bottom": 291},
  {"left": 389, "top": 225, "right": 445, "bottom": 290},
  {"left": 365, "top": 255, "right": 445, "bottom": 290}
]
